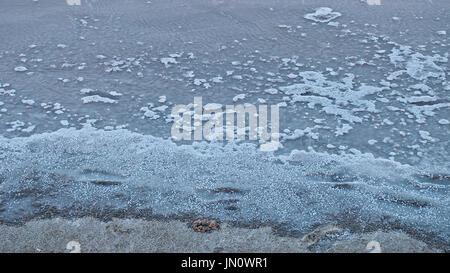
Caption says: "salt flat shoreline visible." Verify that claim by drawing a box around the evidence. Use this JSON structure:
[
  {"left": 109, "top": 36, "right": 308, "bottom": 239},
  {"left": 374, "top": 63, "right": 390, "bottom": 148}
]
[
  {"left": 0, "top": 217, "right": 443, "bottom": 253},
  {"left": 0, "top": 128, "right": 448, "bottom": 252},
  {"left": 0, "top": 0, "right": 448, "bottom": 254}
]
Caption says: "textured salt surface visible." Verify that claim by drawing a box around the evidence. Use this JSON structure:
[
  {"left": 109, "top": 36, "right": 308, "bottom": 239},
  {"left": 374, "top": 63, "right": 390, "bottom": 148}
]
[{"left": 0, "top": 127, "right": 448, "bottom": 248}]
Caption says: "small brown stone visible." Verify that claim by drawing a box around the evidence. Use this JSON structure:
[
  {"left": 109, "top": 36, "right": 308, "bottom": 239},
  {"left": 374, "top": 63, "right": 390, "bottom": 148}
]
[{"left": 192, "top": 219, "right": 219, "bottom": 232}]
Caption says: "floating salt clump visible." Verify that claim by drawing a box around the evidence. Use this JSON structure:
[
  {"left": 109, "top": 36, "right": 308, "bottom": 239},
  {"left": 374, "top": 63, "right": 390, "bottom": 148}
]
[
  {"left": 257, "top": 98, "right": 266, "bottom": 103},
  {"left": 14, "top": 66, "right": 28, "bottom": 72},
  {"left": 419, "top": 130, "right": 436, "bottom": 142},
  {"left": 80, "top": 88, "right": 95, "bottom": 94},
  {"left": 140, "top": 107, "right": 160, "bottom": 119},
  {"left": 169, "top": 53, "right": 182, "bottom": 58},
  {"left": 160, "top": 57, "right": 177, "bottom": 66},
  {"left": 436, "top": 30, "right": 446, "bottom": 36},
  {"left": 60, "top": 120, "right": 69, "bottom": 126},
  {"left": 22, "top": 99, "right": 35, "bottom": 105},
  {"left": 201, "top": 103, "right": 221, "bottom": 111},
  {"left": 81, "top": 95, "right": 117, "bottom": 104},
  {"left": 438, "top": 119, "right": 449, "bottom": 125},
  {"left": 304, "top": 7, "right": 341, "bottom": 23},
  {"left": 153, "top": 105, "right": 168, "bottom": 112},
  {"left": 368, "top": 139, "right": 378, "bottom": 145},
  {"left": 278, "top": 24, "right": 291, "bottom": 29},
  {"left": 260, "top": 141, "right": 282, "bottom": 152},
  {"left": 211, "top": 76, "right": 223, "bottom": 83},
  {"left": 193, "top": 79, "right": 206, "bottom": 86},
  {"left": 233, "top": 94, "right": 246, "bottom": 102},
  {"left": 327, "top": 21, "right": 339, "bottom": 27},
  {"left": 183, "top": 71, "right": 195, "bottom": 78},
  {"left": 108, "top": 91, "right": 123, "bottom": 97},
  {"left": 335, "top": 124, "right": 352, "bottom": 136},
  {"left": 6, "top": 120, "right": 24, "bottom": 132},
  {"left": 265, "top": 88, "right": 278, "bottom": 94},
  {"left": 158, "top": 96, "right": 167, "bottom": 103},
  {"left": 21, "top": 125, "right": 35, "bottom": 133}
]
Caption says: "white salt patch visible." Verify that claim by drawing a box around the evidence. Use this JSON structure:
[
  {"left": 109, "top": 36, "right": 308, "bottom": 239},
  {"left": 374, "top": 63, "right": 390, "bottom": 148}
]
[
  {"left": 278, "top": 25, "right": 291, "bottom": 29},
  {"left": 108, "top": 91, "right": 123, "bottom": 97},
  {"left": 21, "top": 99, "right": 35, "bottom": 105},
  {"left": 140, "top": 107, "right": 160, "bottom": 119},
  {"left": 21, "top": 125, "right": 36, "bottom": 133},
  {"left": 335, "top": 124, "right": 353, "bottom": 136},
  {"left": 233, "top": 94, "right": 246, "bottom": 102},
  {"left": 279, "top": 72, "right": 382, "bottom": 123},
  {"left": 80, "top": 88, "right": 95, "bottom": 94},
  {"left": 388, "top": 44, "right": 447, "bottom": 81},
  {"left": 14, "top": 66, "right": 28, "bottom": 72},
  {"left": 212, "top": 76, "right": 223, "bottom": 83},
  {"left": 327, "top": 21, "right": 339, "bottom": 27},
  {"left": 383, "top": 119, "right": 394, "bottom": 126},
  {"left": 158, "top": 96, "right": 167, "bottom": 103},
  {"left": 193, "top": 79, "right": 206, "bottom": 86},
  {"left": 183, "top": 71, "right": 195, "bottom": 78},
  {"left": 153, "top": 105, "right": 168, "bottom": 112},
  {"left": 81, "top": 95, "right": 117, "bottom": 104},
  {"left": 260, "top": 141, "right": 282, "bottom": 152},
  {"left": 169, "top": 53, "right": 182, "bottom": 58},
  {"left": 419, "top": 130, "right": 436, "bottom": 142},
  {"left": 265, "top": 88, "right": 278, "bottom": 94},
  {"left": 204, "top": 103, "right": 222, "bottom": 111},
  {"left": 368, "top": 139, "right": 378, "bottom": 145},
  {"left": 257, "top": 98, "right": 266, "bottom": 104},
  {"left": 438, "top": 119, "right": 449, "bottom": 125},
  {"left": 304, "top": 7, "right": 341, "bottom": 23},
  {"left": 160, "top": 57, "right": 177, "bottom": 66}
]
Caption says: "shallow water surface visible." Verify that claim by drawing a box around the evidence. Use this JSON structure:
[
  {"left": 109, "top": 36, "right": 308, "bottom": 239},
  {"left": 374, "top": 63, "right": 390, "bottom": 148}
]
[{"left": 0, "top": 0, "right": 448, "bottom": 249}]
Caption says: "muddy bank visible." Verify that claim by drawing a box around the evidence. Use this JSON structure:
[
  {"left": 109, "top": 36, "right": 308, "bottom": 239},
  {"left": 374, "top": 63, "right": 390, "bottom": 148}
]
[{"left": 0, "top": 217, "right": 443, "bottom": 253}]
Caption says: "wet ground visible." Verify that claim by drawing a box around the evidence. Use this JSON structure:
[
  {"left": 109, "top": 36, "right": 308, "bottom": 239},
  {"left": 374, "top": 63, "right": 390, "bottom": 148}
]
[{"left": 0, "top": 0, "right": 448, "bottom": 251}]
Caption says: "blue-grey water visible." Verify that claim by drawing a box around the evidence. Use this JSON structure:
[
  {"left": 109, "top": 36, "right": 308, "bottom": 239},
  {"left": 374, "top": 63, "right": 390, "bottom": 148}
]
[{"left": 0, "top": 0, "right": 448, "bottom": 249}]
